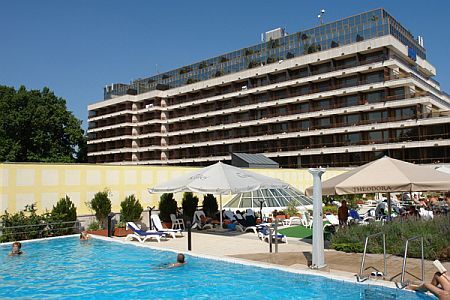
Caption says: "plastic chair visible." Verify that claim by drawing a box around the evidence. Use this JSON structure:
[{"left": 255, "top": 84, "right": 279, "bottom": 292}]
[{"left": 170, "top": 214, "right": 185, "bottom": 230}]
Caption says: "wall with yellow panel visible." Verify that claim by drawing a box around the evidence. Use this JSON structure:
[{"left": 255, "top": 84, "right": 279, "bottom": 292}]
[{"left": 0, "top": 163, "right": 346, "bottom": 216}]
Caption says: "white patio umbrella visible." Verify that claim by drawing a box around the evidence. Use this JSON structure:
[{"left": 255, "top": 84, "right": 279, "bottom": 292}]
[
  {"left": 436, "top": 166, "right": 450, "bottom": 175},
  {"left": 305, "top": 156, "right": 450, "bottom": 219},
  {"left": 149, "top": 162, "right": 290, "bottom": 227}
]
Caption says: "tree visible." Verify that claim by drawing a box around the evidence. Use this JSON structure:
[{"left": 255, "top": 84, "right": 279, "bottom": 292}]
[
  {"left": 90, "top": 190, "right": 112, "bottom": 229},
  {"left": 0, "top": 85, "right": 86, "bottom": 163},
  {"left": 120, "top": 194, "right": 143, "bottom": 223}
]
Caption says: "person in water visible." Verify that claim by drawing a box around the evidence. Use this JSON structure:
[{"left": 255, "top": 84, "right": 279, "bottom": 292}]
[
  {"left": 80, "top": 231, "right": 90, "bottom": 240},
  {"left": 169, "top": 253, "right": 186, "bottom": 268},
  {"left": 9, "top": 241, "right": 23, "bottom": 256}
]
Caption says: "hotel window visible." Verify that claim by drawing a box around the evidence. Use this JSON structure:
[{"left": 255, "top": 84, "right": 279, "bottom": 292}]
[
  {"left": 368, "top": 130, "right": 389, "bottom": 143},
  {"left": 394, "top": 128, "right": 417, "bottom": 141},
  {"left": 367, "top": 110, "right": 388, "bottom": 122},
  {"left": 394, "top": 107, "right": 416, "bottom": 120},
  {"left": 344, "top": 113, "right": 360, "bottom": 126},
  {"left": 344, "top": 95, "right": 359, "bottom": 107},
  {"left": 364, "top": 71, "right": 384, "bottom": 84},
  {"left": 366, "top": 90, "right": 385, "bottom": 103},
  {"left": 317, "top": 117, "right": 331, "bottom": 128},
  {"left": 344, "top": 132, "right": 361, "bottom": 145},
  {"left": 339, "top": 76, "right": 358, "bottom": 88}
]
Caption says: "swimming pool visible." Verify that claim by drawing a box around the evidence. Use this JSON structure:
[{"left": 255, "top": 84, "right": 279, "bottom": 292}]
[{"left": 0, "top": 236, "right": 432, "bottom": 299}]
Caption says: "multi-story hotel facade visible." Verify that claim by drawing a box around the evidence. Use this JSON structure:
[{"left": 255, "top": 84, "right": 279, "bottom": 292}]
[{"left": 87, "top": 9, "right": 450, "bottom": 168}]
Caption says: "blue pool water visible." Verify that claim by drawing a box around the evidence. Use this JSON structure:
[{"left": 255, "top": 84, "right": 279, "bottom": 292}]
[{"left": 0, "top": 236, "right": 433, "bottom": 299}]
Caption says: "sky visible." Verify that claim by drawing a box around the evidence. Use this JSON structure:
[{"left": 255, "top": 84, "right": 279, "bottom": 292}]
[{"left": 1, "top": 0, "right": 449, "bottom": 131}]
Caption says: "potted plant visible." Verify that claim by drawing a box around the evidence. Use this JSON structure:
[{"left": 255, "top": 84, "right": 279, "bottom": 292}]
[
  {"left": 116, "top": 194, "right": 143, "bottom": 236},
  {"left": 202, "top": 194, "right": 218, "bottom": 218},
  {"left": 158, "top": 193, "right": 177, "bottom": 228},
  {"left": 182, "top": 192, "right": 199, "bottom": 223},
  {"left": 86, "top": 189, "right": 111, "bottom": 236}
]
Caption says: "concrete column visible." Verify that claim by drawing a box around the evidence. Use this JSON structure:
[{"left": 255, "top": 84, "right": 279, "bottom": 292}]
[{"left": 309, "top": 167, "right": 327, "bottom": 269}]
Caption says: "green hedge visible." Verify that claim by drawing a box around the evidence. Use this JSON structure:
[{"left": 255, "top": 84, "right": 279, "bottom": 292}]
[{"left": 331, "top": 215, "right": 450, "bottom": 261}]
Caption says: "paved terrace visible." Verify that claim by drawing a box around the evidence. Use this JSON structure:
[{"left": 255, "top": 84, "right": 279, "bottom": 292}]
[{"left": 114, "top": 230, "right": 449, "bottom": 286}]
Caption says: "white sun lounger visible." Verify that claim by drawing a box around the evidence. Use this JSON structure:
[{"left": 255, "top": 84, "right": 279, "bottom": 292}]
[
  {"left": 151, "top": 215, "right": 183, "bottom": 238},
  {"left": 192, "top": 211, "right": 213, "bottom": 230},
  {"left": 125, "top": 222, "right": 166, "bottom": 243}
]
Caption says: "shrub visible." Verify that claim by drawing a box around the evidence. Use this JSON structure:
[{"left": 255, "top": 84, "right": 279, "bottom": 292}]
[
  {"left": 51, "top": 195, "right": 77, "bottom": 234},
  {"left": 323, "top": 205, "right": 338, "bottom": 215},
  {"left": 87, "top": 220, "right": 100, "bottom": 231},
  {"left": 331, "top": 215, "right": 450, "bottom": 260},
  {"left": 158, "top": 193, "right": 177, "bottom": 222},
  {"left": 0, "top": 204, "right": 49, "bottom": 242},
  {"left": 202, "top": 194, "right": 218, "bottom": 217},
  {"left": 182, "top": 192, "right": 199, "bottom": 221},
  {"left": 89, "top": 190, "right": 111, "bottom": 229},
  {"left": 120, "top": 194, "right": 143, "bottom": 224},
  {"left": 285, "top": 202, "right": 299, "bottom": 217}
]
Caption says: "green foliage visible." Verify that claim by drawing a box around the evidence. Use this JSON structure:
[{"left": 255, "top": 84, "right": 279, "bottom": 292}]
[
  {"left": 89, "top": 190, "right": 111, "bottom": 229},
  {"left": 202, "top": 194, "right": 218, "bottom": 217},
  {"left": 51, "top": 195, "right": 77, "bottom": 234},
  {"left": 120, "top": 194, "right": 143, "bottom": 223},
  {"left": 285, "top": 202, "right": 299, "bottom": 216},
  {"left": 182, "top": 192, "right": 199, "bottom": 221},
  {"left": 0, "top": 85, "right": 86, "bottom": 163},
  {"left": 87, "top": 220, "right": 100, "bottom": 231},
  {"left": 0, "top": 203, "right": 78, "bottom": 242},
  {"left": 331, "top": 215, "right": 450, "bottom": 260},
  {"left": 158, "top": 193, "right": 177, "bottom": 222},
  {"left": 52, "top": 195, "right": 77, "bottom": 222},
  {"left": 323, "top": 205, "right": 338, "bottom": 215}
]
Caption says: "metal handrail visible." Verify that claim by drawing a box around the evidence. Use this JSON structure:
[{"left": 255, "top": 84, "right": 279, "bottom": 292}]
[
  {"left": 356, "top": 232, "right": 387, "bottom": 282},
  {"left": 399, "top": 236, "right": 424, "bottom": 288}
]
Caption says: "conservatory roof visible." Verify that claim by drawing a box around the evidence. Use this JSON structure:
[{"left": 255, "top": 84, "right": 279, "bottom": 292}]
[{"left": 224, "top": 187, "right": 313, "bottom": 209}]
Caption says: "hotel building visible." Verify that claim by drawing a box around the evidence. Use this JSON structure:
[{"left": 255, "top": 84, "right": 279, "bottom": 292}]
[{"left": 87, "top": 8, "right": 450, "bottom": 168}]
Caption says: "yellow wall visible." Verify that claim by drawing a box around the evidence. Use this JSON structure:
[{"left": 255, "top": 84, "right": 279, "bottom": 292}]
[{"left": 0, "top": 163, "right": 345, "bottom": 215}]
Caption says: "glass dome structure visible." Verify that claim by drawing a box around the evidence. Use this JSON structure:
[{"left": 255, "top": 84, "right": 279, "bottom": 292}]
[{"left": 224, "top": 187, "right": 313, "bottom": 211}]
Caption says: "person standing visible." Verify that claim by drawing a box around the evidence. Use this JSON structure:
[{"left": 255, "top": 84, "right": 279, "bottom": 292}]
[{"left": 338, "top": 200, "right": 349, "bottom": 227}]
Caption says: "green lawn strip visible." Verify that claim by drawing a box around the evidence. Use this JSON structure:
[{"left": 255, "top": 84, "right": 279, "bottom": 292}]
[{"left": 279, "top": 221, "right": 332, "bottom": 239}]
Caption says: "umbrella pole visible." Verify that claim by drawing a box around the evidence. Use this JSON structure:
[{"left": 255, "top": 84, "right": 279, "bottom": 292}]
[
  {"left": 219, "top": 194, "right": 223, "bottom": 229},
  {"left": 387, "top": 192, "right": 392, "bottom": 221}
]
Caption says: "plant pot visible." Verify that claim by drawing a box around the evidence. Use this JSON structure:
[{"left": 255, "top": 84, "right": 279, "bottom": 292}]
[
  {"left": 86, "top": 229, "right": 108, "bottom": 237},
  {"left": 114, "top": 227, "right": 132, "bottom": 237},
  {"left": 162, "top": 222, "right": 172, "bottom": 229}
]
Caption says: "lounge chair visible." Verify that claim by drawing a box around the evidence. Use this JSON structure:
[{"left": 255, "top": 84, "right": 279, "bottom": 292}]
[
  {"left": 300, "top": 211, "right": 313, "bottom": 228},
  {"left": 151, "top": 215, "right": 183, "bottom": 238},
  {"left": 323, "top": 214, "right": 340, "bottom": 231},
  {"left": 125, "top": 222, "right": 166, "bottom": 243},
  {"left": 170, "top": 214, "right": 185, "bottom": 230},
  {"left": 257, "top": 225, "right": 287, "bottom": 244},
  {"left": 349, "top": 209, "right": 375, "bottom": 225},
  {"left": 282, "top": 216, "right": 302, "bottom": 226},
  {"left": 192, "top": 211, "right": 213, "bottom": 230},
  {"left": 224, "top": 210, "right": 236, "bottom": 221}
]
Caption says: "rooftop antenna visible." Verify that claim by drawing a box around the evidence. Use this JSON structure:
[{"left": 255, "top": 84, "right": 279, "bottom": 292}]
[
  {"left": 317, "top": 9, "right": 325, "bottom": 25},
  {"left": 156, "top": 64, "right": 159, "bottom": 74}
]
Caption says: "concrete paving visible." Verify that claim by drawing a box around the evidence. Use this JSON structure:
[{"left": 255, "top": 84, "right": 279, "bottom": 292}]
[{"left": 113, "top": 229, "right": 449, "bottom": 285}]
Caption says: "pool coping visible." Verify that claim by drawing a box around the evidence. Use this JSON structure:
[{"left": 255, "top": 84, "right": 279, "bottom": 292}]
[{"left": 91, "top": 235, "right": 427, "bottom": 296}]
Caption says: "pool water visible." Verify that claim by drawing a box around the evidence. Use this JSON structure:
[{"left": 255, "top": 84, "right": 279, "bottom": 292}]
[{"left": 0, "top": 237, "right": 433, "bottom": 299}]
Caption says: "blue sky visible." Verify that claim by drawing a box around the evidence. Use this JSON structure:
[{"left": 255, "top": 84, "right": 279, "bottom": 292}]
[{"left": 1, "top": 0, "right": 449, "bottom": 130}]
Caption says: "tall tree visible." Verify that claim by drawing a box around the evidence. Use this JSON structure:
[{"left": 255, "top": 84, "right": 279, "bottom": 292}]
[{"left": 0, "top": 85, "right": 86, "bottom": 163}]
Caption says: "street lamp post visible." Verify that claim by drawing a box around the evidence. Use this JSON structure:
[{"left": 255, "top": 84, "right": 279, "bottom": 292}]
[{"left": 318, "top": 9, "right": 326, "bottom": 25}]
